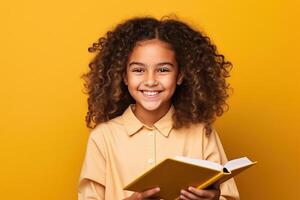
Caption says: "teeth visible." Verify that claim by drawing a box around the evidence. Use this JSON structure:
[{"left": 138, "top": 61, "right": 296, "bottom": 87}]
[{"left": 143, "top": 91, "right": 159, "bottom": 96}]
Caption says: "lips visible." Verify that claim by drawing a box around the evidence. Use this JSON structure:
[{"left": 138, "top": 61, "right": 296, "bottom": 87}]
[{"left": 140, "top": 90, "right": 161, "bottom": 97}]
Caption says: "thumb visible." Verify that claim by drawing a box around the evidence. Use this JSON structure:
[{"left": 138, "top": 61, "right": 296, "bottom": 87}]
[{"left": 141, "top": 187, "right": 160, "bottom": 199}]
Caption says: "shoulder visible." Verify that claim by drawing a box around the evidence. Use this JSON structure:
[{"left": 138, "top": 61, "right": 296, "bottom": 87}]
[
  {"left": 186, "top": 122, "right": 219, "bottom": 135},
  {"left": 177, "top": 122, "right": 206, "bottom": 135},
  {"left": 178, "top": 122, "right": 221, "bottom": 142},
  {"left": 88, "top": 115, "right": 125, "bottom": 141},
  {"left": 173, "top": 122, "right": 207, "bottom": 143}
]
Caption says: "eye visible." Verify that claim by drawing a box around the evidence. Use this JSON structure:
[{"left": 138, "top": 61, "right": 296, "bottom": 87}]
[
  {"left": 132, "top": 68, "right": 144, "bottom": 73},
  {"left": 158, "top": 67, "right": 170, "bottom": 73}
]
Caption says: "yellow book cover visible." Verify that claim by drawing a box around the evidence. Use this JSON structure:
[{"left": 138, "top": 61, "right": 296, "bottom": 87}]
[{"left": 123, "top": 156, "right": 257, "bottom": 200}]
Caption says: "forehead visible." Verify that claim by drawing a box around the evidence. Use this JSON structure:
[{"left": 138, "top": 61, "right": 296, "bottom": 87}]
[{"left": 128, "top": 39, "right": 176, "bottom": 63}]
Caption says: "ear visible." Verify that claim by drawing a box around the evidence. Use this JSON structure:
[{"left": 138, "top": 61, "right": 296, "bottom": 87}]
[
  {"left": 123, "top": 73, "right": 128, "bottom": 85},
  {"left": 177, "top": 71, "right": 184, "bottom": 85}
]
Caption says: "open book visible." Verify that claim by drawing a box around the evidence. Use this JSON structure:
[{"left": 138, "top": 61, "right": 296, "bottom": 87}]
[{"left": 124, "top": 156, "right": 257, "bottom": 199}]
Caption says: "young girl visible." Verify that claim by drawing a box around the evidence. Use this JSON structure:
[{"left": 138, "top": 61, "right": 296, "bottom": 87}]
[{"left": 78, "top": 16, "right": 239, "bottom": 200}]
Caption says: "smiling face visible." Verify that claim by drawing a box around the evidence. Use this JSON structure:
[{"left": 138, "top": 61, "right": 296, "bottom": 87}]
[{"left": 124, "top": 39, "right": 183, "bottom": 116}]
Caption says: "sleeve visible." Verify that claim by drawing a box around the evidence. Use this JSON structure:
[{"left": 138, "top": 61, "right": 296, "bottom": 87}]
[
  {"left": 78, "top": 130, "right": 106, "bottom": 200},
  {"left": 78, "top": 179, "right": 105, "bottom": 200},
  {"left": 202, "top": 127, "right": 240, "bottom": 200}
]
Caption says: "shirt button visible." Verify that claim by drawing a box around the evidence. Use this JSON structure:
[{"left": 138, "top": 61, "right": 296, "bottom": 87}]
[
  {"left": 147, "top": 158, "right": 154, "bottom": 164},
  {"left": 147, "top": 131, "right": 154, "bottom": 136}
]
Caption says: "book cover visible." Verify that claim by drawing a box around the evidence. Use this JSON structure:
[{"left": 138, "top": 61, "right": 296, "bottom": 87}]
[{"left": 123, "top": 156, "right": 257, "bottom": 199}]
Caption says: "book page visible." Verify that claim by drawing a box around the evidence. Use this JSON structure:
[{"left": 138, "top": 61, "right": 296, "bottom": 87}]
[
  {"left": 174, "top": 156, "right": 222, "bottom": 171},
  {"left": 224, "top": 157, "right": 253, "bottom": 171}
]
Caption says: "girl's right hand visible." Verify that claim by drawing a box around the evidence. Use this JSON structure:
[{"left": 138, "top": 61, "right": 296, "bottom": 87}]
[{"left": 124, "top": 187, "right": 161, "bottom": 200}]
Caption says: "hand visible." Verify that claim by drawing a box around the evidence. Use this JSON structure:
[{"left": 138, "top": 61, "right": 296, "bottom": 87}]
[
  {"left": 124, "top": 187, "right": 161, "bottom": 200},
  {"left": 179, "top": 185, "right": 220, "bottom": 200}
]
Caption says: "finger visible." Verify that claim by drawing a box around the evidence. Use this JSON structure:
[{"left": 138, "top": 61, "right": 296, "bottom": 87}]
[
  {"left": 188, "top": 187, "right": 220, "bottom": 199},
  {"left": 188, "top": 187, "right": 214, "bottom": 198},
  {"left": 178, "top": 193, "right": 190, "bottom": 200},
  {"left": 141, "top": 187, "right": 160, "bottom": 198},
  {"left": 212, "top": 188, "right": 221, "bottom": 200},
  {"left": 180, "top": 189, "right": 201, "bottom": 200},
  {"left": 210, "top": 186, "right": 221, "bottom": 199}
]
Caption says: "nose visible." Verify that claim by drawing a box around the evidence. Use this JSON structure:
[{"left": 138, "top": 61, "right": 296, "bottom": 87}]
[{"left": 143, "top": 71, "right": 158, "bottom": 86}]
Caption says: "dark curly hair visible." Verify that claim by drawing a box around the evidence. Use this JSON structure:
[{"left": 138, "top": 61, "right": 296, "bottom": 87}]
[{"left": 82, "top": 15, "right": 232, "bottom": 134}]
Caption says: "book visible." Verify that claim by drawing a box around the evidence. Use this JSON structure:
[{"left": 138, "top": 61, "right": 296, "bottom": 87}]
[{"left": 123, "top": 156, "right": 257, "bottom": 200}]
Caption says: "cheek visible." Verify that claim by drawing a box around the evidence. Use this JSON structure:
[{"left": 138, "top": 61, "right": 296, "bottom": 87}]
[
  {"left": 127, "top": 76, "right": 141, "bottom": 89},
  {"left": 161, "top": 76, "right": 177, "bottom": 89}
]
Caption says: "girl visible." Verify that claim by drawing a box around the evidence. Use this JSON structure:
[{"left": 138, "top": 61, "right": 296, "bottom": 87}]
[{"left": 78, "top": 16, "right": 239, "bottom": 200}]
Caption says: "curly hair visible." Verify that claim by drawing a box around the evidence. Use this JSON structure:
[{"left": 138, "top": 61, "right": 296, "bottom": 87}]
[{"left": 82, "top": 16, "right": 232, "bottom": 134}]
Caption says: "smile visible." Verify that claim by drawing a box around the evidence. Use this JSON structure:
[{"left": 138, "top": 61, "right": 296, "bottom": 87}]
[{"left": 141, "top": 90, "right": 161, "bottom": 97}]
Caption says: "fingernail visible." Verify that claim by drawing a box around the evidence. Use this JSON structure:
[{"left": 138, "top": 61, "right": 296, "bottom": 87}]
[
  {"left": 156, "top": 187, "right": 160, "bottom": 191},
  {"left": 188, "top": 187, "right": 193, "bottom": 191}
]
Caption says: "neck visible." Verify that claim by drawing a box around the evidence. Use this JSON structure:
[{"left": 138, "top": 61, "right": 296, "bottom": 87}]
[{"left": 132, "top": 104, "right": 171, "bottom": 127}]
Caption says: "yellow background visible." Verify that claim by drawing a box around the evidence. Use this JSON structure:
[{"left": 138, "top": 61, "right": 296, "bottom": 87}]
[{"left": 1, "top": 0, "right": 299, "bottom": 199}]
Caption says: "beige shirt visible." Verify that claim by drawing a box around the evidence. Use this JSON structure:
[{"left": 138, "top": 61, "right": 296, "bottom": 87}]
[{"left": 78, "top": 104, "right": 240, "bottom": 200}]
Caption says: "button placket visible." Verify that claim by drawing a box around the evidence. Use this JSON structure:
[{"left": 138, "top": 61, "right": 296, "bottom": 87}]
[
  {"left": 147, "top": 158, "right": 154, "bottom": 164},
  {"left": 146, "top": 129, "right": 156, "bottom": 167}
]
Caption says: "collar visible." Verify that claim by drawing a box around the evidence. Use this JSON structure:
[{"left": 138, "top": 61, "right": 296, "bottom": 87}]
[{"left": 121, "top": 104, "right": 174, "bottom": 138}]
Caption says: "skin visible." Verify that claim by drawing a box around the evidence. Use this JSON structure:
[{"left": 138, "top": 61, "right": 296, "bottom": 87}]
[
  {"left": 123, "top": 39, "right": 220, "bottom": 200},
  {"left": 179, "top": 185, "right": 220, "bottom": 200},
  {"left": 124, "top": 39, "right": 183, "bottom": 127}
]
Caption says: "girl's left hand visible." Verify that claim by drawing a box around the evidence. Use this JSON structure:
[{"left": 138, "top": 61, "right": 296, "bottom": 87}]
[{"left": 179, "top": 185, "right": 220, "bottom": 200}]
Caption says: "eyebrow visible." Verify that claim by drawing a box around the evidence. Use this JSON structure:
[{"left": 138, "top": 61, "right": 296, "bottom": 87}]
[{"left": 128, "top": 61, "right": 175, "bottom": 68}]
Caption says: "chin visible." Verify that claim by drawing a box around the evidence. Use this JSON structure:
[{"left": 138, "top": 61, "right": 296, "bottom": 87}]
[{"left": 138, "top": 102, "right": 163, "bottom": 112}]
